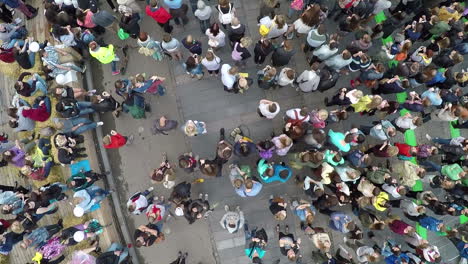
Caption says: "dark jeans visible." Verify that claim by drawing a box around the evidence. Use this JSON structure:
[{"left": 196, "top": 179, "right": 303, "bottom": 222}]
[
  {"left": 157, "top": 21, "right": 173, "bottom": 33},
  {"left": 170, "top": 256, "right": 186, "bottom": 264},
  {"left": 199, "top": 19, "right": 210, "bottom": 33},
  {"left": 254, "top": 53, "right": 268, "bottom": 64},
  {"left": 419, "top": 160, "right": 442, "bottom": 172},
  {"left": 45, "top": 223, "right": 62, "bottom": 238}
]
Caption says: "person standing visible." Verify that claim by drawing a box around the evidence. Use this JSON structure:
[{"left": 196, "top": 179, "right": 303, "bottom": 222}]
[
  {"left": 146, "top": 0, "right": 173, "bottom": 33},
  {"left": 164, "top": 0, "right": 188, "bottom": 26},
  {"left": 217, "top": 0, "right": 234, "bottom": 29},
  {"left": 296, "top": 62, "right": 320, "bottom": 92},
  {"left": 194, "top": 0, "right": 211, "bottom": 33},
  {"left": 271, "top": 40, "right": 295, "bottom": 67},
  {"left": 201, "top": 49, "right": 221, "bottom": 76},
  {"left": 103, "top": 130, "right": 134, "bottom": 149},
  {"left": 88, "top": 41, "right": 121, "bottom": 75},
  {"left": 206, "top": 23, "right": 226, "bottom": 50},
  {"left": 161, "top": 33, "right": 183, "bottom": 61},
  {"left": 231, "top": 37, "right": 251, "bottom": 68},
  {"left": 221, "top": 64, "right": 238, "bottom": 92},
  {"left": 253, "top": 38, "right": 273, "bottom": 65}
]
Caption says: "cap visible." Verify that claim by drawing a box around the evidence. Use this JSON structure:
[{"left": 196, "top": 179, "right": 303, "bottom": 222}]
[{"left": 73, "top": 206, "right": 84, "bottom": 217}]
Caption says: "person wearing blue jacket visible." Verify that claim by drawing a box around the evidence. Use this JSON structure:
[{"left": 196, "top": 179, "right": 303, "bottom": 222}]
[
  {"left": 258, "top": 159, "right": 292, "bottom": 184},
  {"left": 418, "top": 216, "right": 445, "bottom": 232},
  {"left": 385, "top": 252, "right": 410, "bottom": 264},
  {"left": 329, "top": 211, "right": 354, "bottom": 233}
]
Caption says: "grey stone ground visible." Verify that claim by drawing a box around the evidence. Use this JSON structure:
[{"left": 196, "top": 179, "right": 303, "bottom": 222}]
[{"left": 89, "top": 0, "right": 468, "bottom": 263}]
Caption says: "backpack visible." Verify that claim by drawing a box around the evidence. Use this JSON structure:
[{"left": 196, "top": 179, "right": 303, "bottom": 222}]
[
  {"left": 218, "top": 4, "right": 232, "bottom": 24},
  {"left": 290, "top": 0, "right": 303, "bottom": 11}
]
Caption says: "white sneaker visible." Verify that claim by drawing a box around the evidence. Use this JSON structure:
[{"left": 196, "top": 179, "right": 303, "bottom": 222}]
[
  {"left": 224, "top": 205, "right": 229, "bottom": 212},
  {"left": 147, "top": 187, "right": 154, "bottom": 192},
  {"left": 14, "top": 18, "right": 22, "bottom": 24},
  {"left": 425, "top": 134, "right": 432, "bottom": 141},
  {"left": 97, "top": 121, "right": 104, "bottom": 126}
]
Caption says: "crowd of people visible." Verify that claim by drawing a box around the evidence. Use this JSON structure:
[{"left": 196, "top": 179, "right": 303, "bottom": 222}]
[{"left": 0, "top": 0, "right": 467, "bottom": 262}]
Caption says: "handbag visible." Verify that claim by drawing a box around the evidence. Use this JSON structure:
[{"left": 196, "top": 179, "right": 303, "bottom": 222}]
[
  {"left": 118, "top": 28, "right": 130, "bottom": 40},
  {"left": 138, "top": 46, "right": 154, "bottom": 56},
  {"left": 208, "top": 38, "right": 219, "bottom": 47},
  {"left": 231, "top": 43, "right": 243, "bottom": 60},
  {"left": 218, "top": 4, "right": 233, "bottom": 24}
]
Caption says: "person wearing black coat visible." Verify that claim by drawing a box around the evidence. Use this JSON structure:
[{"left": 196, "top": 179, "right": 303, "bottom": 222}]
[
  {"left": 119, "top": 13, "right": 140, "bottom": 39},
  {"left": 433, "top": 50, "right": 463, "bottom": 68},
  {"left": 96, "top": 251, "right": 120, "bottom": 264},
  {"left": 91, "top": 92, "right": 119, "bottom": 113},
  {"left": 317, "top": 67, "right": 339, "bottom": 92},
  {"left": 253, "top": 38, "right": 273, "bottom": 65}
]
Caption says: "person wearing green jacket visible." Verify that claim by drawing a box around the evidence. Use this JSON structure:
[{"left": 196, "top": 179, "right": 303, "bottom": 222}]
[
  {"left": 89, "top": 41, "right": 120, "bottom": 75},
  {"left": 328, "top": 129, "right": 351, "bottom": 152}
]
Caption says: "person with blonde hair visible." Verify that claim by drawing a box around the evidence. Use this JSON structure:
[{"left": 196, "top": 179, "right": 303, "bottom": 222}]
[
  {"left": 231, "top": 36, "right": 252, "bottom": 68},
  {"left": 271, "top": 134, "right": 293, "bottom": 156},
  {"left": 257, "top": 65, "right": 277, "bottom": 89},
  {"left": 258, "top": 14, "right": 287, "bottom": 40},
  {"left": 221, "top": 63, "right": 238, "bottom": 92},
  {"left": 201, "top": 49, "right": 221, "bottom": 76}
]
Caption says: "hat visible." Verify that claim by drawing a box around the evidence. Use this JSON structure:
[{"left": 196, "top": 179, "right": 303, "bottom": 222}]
[
  {"left": 175, "top": 207, "right": 184, "bottom": 216},
  {"left": 259, "top": 25, "right": 270, "bottom": 36},
  {"left": 197, "top": 0, "right": 205, "bottom": 9},
  {"left": 117, "top": 0, "right": 128, "bottom": 5},
  {"left": 55, "top": 74, "right": 66, "bottom": 85},
  {"left": 73, "top": 231, "right": 85, "bottom": 242},
  {"left": 73, "top": 206, "right": 84, "bottom": 217},
  {"left": 29, "top": 42, "right": 40, "bottom": 52}
]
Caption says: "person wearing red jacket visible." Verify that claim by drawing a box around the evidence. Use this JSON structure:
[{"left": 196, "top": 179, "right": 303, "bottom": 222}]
[
  {"left": 146, "top": 0, "right": 173, "bottom": 33},
  {"left": 22, "top": 97, "right": 51, "bottom": 122},
  {"left": 103, "top": 130, "right": 134, "bottom": 149},
  {"left": 394, "top": 142, "right": 417, "bottom": 157}
]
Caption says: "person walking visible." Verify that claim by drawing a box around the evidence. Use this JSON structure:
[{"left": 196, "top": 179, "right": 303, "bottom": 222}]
[
  {"left": 194, "top": 0, "right": 211, "bottom": 33},
  {"left": 164, "top": 0, "right": 188, "bottom": 26},
  {"left": 88, "top": 41, "right": 120, "bottom": 75},
  {"left": 103, "top": 130, "right": 134, "bottom": 149},
  {"left": 146, "top": 0, "right": 173, "bottom": 33},
  {"left": 296, "top": 62, "right": 320, "bottom": 92}
]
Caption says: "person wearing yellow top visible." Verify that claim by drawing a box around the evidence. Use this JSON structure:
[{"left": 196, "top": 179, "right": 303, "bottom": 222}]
[
  {"left": 88, "top": 41, "right": 121, "bottom": 75},
  {"left": 372, "top": 191, "right": 390, "bottom": 212}
]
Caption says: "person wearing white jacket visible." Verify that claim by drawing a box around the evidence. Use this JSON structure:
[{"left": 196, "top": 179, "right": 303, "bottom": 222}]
[
  {"left": 277, "top": 67, "right": 295, "bottom": 87},
  {"left": 259, "top": 15, "right": 288, "bottom": 39},
  {"left": 220, "top": 205, "right": 245, "bottom": 233},
  {"left": 312, "top": 41, "right": 339, "bottom": 61},
  {"left": 296, "top": 62, "right": 320, "bottom": 92}
]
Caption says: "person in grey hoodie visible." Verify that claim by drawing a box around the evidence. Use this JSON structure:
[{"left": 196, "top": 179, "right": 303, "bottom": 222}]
[
  {"left": 8, "top": 106, "right": 35, "bottom": 132},
  {"left": 194, "top": 0, "right": 212, "bottom": 33},
  {"left": 220, "top": 205, "right": 245, "bottom": 233},
  {"left": 304, "top": 24, "right": 326, "bottom": 53}
]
